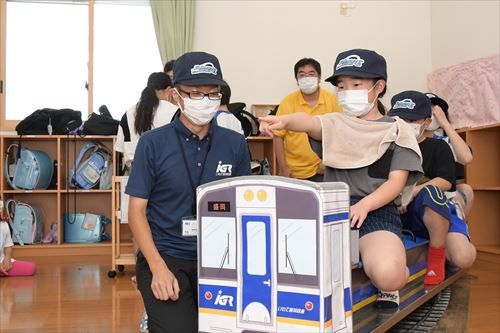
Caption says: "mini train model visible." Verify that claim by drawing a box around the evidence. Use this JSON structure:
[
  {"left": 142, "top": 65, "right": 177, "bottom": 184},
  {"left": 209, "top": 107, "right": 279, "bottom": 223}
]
[{"left": 197, "top": 176, "right": 464, "bottom": 333}]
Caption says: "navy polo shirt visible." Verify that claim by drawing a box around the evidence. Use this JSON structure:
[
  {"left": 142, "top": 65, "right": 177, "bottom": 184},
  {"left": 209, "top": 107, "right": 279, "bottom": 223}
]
[{"left": 125, "top": 115, "right": 251, "bottom": 260}]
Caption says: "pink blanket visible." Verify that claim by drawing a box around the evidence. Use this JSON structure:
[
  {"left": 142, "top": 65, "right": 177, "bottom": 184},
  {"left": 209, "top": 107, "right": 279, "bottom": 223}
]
[{"left": 427, "top": 54, "right": 500, "bottom": 129}]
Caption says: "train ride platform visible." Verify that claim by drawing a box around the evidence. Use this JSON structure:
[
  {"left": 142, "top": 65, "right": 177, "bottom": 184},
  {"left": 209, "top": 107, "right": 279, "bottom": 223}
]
[{"left": 352, "top": 234, "right": 466, "bottom": 333}]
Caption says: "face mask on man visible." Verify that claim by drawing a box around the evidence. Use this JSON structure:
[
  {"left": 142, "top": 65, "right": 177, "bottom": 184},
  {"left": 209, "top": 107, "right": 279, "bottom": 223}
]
[
  {"left": 337, "top": 83, "right": 378, "bottom": 117},
  {"left": 298, "top": 77, "right": 319, "bottom": 94},
  {"left": 175, "top": 89, "right": 220, "bottom": 126},
  {"left": 408, "top": 122, "right": 423, "bottom": 138}
]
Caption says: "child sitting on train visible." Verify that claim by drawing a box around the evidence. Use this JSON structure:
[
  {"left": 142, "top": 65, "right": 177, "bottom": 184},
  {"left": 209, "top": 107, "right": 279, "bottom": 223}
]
[
  {"left": 0, "top": 215, "right": 37, "bottom": 277},
  {"left": 388, "top": 90, "right": 476, "bottom": 285},
  {"left": 259, "top": 49, "right": 423, "bottom": 308},
  {"left": 425, "top": 93, "right": 474, "bottom": 218}
]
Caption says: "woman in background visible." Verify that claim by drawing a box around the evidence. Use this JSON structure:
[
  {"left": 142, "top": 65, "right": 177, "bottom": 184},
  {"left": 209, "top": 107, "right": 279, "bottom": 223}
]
[{"left": 115, "top": 72, "right": 178, "bottom": 174}]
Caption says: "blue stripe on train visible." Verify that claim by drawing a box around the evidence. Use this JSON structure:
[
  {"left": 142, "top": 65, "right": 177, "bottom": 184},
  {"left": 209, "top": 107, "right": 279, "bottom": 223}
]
[
  {"left": 324, "top": 288, "right": 352, "bottom": 322},
  {"left": 199, "top": 285, "right": 237, "bottom": 312},
  {"left": 323, "top": 212, "right": 349, "bottom": 224},
  {"left": 277, "top": 291, "right": 320, "bottom": 321},
  {"left": 199, "top": 284, "right": 320, "bottom": 321}
]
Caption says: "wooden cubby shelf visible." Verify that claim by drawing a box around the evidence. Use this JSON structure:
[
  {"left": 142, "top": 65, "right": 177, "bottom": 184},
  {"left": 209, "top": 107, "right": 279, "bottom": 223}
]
[
  {"left": 1, "top": 135, "right": 116, "bottom": 257},
  {"left": 459, "top": 123, "right": 500, "bottom": 255}
]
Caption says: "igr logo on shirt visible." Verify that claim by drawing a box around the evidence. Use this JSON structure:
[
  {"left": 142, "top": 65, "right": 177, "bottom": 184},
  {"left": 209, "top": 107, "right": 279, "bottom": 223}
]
[{"left": 216, "top": 161, "right": 232, "bottom": 176}]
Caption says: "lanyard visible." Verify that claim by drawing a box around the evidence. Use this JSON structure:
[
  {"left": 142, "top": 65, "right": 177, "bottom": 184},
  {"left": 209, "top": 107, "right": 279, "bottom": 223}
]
[{"left": 175, "top": 129, "right": 211, "bottom": 214}]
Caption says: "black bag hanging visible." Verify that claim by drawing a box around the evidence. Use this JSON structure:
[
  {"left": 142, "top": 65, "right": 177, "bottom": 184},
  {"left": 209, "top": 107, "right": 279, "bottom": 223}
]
[
  {"left": 16, "top": 108, "right": 83, "bottom": 135},
  {"left": 227, "top": 102, "right": 260, "bottom": 137},
  {"left": 82, "top": 105, "right": 119, "bottom": 135}
]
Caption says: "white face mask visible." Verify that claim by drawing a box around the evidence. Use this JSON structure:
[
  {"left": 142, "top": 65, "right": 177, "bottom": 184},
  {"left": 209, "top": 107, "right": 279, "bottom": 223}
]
[
  {"left": 298, "top": 77, "right": 319, "bottom": 94},
  {"left": 175, "top": 89, "right": 220, "bottom": 126},
  {"left": 408, "top": 122, "right": 423, "bottom": 138},
  {"left": 427, "top": 116, "right": 440, "bottom": 131},
  {"left": 337, "top": 83, "right": 378, "bottom": 117}
]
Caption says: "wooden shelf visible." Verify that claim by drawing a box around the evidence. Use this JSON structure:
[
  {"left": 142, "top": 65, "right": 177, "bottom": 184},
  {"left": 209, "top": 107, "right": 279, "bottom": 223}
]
[
  {"left": 61, "top": 189, "right": 114, "bottom": 193},
  {"left": 1, "top": 134, "right": 115, "bottom": 139},
  {"left": 246, "top": 136, "right": 277, "bottom": 175},
  {"left": 457, "top": 123, "right": 500, "bottom": 133},
  {"left": 462, "top": 123, "right": 499, "bottom": 252},
  {"left": 2, "top": 189, "right": 58, "bottom": 193},
  {"left": 476, "top": 246, "right": 500, "bottom": 255},
  {"left": 1, "top": 135, "right": 116, "bottom": 257},
  {"left": 471, "top": 187, "right": 500, "bottom": 191},
  {"left": 14, "top": 241, "right": 112, "bottom": 249}
]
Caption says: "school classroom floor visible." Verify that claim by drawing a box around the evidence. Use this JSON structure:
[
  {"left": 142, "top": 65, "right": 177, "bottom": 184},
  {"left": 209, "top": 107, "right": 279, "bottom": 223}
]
[{"left": 0, "top": 254, "right": 498, "bottom": 332}]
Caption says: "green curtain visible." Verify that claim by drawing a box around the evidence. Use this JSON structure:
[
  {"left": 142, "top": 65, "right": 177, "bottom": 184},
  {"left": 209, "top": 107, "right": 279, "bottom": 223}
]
[{"left": 150, "top": 0, "right": 196, "bottom": 65}]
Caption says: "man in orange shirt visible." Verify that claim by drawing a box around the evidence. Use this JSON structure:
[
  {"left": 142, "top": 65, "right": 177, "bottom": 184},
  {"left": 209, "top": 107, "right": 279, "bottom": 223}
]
[{"left": 274, "top": 58, "right": 342, "bottom": 181}]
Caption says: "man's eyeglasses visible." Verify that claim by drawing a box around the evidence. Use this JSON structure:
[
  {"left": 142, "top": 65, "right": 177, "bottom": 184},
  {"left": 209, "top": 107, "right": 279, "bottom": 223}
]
[
  {"left": 176, "top": 87, "right": 222, "bottom": 100},
  {"left": 297, "top": 73, "right": 318, "bottom": 79}
]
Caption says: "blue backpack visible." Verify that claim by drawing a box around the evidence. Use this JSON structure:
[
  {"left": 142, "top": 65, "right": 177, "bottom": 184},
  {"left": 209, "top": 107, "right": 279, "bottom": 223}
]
[
  {"left": 4, "top": 143, "right": 53, "bottom": 190},
  {"left": 5, "top": 199, "right": 44, "bottom": 246},
  {"left": 68, "top": 142, "right": 112, "bottom": 190},
  {"left": 63, "top": 213, "right": 111, "bottom": 243}
]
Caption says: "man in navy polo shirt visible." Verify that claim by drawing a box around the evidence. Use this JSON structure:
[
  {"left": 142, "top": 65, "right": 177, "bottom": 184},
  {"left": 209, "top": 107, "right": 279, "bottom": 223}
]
[{"left": 127, "top": 51, "right": 251, "bottom": 333}]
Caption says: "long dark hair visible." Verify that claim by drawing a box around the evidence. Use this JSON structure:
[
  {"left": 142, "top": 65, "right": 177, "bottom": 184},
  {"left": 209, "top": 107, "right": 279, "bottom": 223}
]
[
  {"left": 373, "top": 78, "right": 387, "bottom": 115},
  {"left": 135, "top": 72, "right": 171, "bottom": 135}
]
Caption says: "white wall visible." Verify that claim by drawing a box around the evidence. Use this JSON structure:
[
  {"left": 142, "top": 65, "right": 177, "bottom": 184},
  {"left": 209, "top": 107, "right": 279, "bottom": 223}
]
[
  {"left": 193, "top": 0, "right": 433, "bottom": 108},
  {"left": 430, "top": 0, "right": 500, "bottom": 69}
]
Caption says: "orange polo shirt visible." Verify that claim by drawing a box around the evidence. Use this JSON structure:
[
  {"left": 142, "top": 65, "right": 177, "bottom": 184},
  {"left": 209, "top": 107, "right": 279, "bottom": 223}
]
[{"left": 274, "top": 87, "right": 342, "bottom": 179}]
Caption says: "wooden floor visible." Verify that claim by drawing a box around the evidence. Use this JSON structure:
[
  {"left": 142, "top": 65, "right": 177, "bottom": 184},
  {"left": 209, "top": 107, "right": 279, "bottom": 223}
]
[{"left": 0, "top": 255, "right": 498, "bottom": 333}]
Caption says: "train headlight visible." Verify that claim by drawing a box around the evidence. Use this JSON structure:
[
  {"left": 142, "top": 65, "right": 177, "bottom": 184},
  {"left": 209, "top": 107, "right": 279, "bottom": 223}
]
[
  {"left": 244, "top": 190, "right": 254, "bottom": 201},
  {"left": 257, "top": 189, "right": 267, "bottom": 201}
]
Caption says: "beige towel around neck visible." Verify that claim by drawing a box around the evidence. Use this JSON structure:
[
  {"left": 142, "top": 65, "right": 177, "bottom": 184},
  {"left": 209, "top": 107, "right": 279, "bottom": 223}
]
[
  {"left": 319, "top": 113, "right": 423, "bottom": 206},
  {"left": 319, "top": 113, "right": 422, "bottom": 169}
]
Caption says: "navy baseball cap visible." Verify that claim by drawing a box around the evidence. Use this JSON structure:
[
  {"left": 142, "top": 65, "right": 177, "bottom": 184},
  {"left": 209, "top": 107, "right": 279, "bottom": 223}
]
[
  {"left": 388, "top": 90, "right": 432, "bottom": 120},
  {"left": 173, "top": 51, "right": 227, "bottom": 86},
  {"left": 325, "top": 49, "right": 387, "bottom": 86},
  {"left": 425, "top": 92, "right": 449, "bottom": 116}
]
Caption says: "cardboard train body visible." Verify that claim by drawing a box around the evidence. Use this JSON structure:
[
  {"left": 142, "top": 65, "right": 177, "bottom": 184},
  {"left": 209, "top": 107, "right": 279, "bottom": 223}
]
[{"left": 197, "top": 177, "right": 353, "bottom": 332}]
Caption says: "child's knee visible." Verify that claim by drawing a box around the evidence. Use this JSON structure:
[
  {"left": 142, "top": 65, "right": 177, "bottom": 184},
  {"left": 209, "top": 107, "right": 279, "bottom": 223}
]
[
  {"left": 367, "top": 260, "right": 407, "bottom": 290},
  {"left": 448, "top": 244, "right": 476, "bottom": 269},
  {"left": 458, "top": 183, "right": 474, "bottom": 203}
]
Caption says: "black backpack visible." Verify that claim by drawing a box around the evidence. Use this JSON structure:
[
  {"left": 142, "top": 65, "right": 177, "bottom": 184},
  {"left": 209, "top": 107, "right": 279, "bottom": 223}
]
[
  {"left": 83, "top": 105, "right": 119, "bottom": 135},
  {"left": 16, "top": 108, "right": 83, "bottom": 135},
  {"left": 227, "top": 102, "right": 260, "bottom": 137}
]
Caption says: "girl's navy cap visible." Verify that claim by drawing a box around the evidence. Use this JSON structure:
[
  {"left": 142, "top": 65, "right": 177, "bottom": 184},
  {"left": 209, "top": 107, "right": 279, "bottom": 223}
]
[
  {"left": 388, "top": 90, "right": 432, "bottom": 120},
  {"left": 326, "top": 49, "right": 387, "bottom": 86}
]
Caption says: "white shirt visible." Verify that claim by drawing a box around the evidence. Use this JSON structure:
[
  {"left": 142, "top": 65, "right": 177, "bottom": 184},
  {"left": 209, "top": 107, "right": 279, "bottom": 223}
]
[
  {"left": 114, "top": 100, "right": 178, "bottom": 167},
  {"left": 0, "top": 222, "right": 14, "bottom": 263},
  {"left": 214, "top": 110, "right": 244, "bottom": 135}
]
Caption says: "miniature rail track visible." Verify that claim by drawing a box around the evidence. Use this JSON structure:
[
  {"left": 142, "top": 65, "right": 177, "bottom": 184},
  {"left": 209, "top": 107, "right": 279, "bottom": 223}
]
[{"left": 388, "top": 288, "right": 451, "bottom": 333}]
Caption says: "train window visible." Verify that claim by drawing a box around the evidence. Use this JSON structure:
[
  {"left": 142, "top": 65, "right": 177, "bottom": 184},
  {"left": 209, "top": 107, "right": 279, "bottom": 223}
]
[
  {"left": 278, "top": 219, "right": 316, "bottom": 277},
  {"left": 332, "top": 230, "right": 341, "bottom": 283},
  {"left": 201, "top": 217, "right": 236, "bottom": 270},
  {"left": 246, "top": 221, "right": 267, "bottom": 276}
]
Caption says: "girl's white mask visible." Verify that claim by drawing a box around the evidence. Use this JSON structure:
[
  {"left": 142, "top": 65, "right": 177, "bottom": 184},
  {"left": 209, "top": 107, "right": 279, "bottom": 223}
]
[{"left": 337, "top": 83, "right": 378, "bottom": 117}]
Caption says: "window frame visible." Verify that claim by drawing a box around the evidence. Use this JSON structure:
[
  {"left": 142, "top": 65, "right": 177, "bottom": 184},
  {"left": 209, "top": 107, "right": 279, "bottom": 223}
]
[{"left": 0, "top": 0, "right": 155, "bottom": 130}]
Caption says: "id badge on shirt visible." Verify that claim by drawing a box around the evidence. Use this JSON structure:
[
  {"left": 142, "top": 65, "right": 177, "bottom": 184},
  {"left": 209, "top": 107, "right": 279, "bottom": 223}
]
[{"left": 182, "top": 215, "right": 198, "bottom": 237}]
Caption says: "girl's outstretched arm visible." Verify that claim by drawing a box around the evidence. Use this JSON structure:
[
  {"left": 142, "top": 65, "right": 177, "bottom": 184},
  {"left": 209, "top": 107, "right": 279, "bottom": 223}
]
[{"left": 259, "top": 112, "right": 322, "bottom": 140}]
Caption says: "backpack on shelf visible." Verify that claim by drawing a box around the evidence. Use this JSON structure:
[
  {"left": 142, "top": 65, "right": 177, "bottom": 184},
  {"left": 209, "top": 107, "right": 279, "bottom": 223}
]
[
  {"left": 63, "top": 213, "right": 111, "bottom": 243},
  {"left": 4, "top": 143, "right": 54, "bottom": 190},
  {"left": 227, "top": 102, "right": 260, "bottom": 137},
  {"left": 5, "top": 199, "right": 44, "bottom": 246},
  {"left": 68, "top": 142, "right": 112, "bottom": 190},
  {"left": 82, "top": 105, "right": 119, "bottom": 136},
  {"left": 15, "top": 108, "right": 83, "bottom": 135}
]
